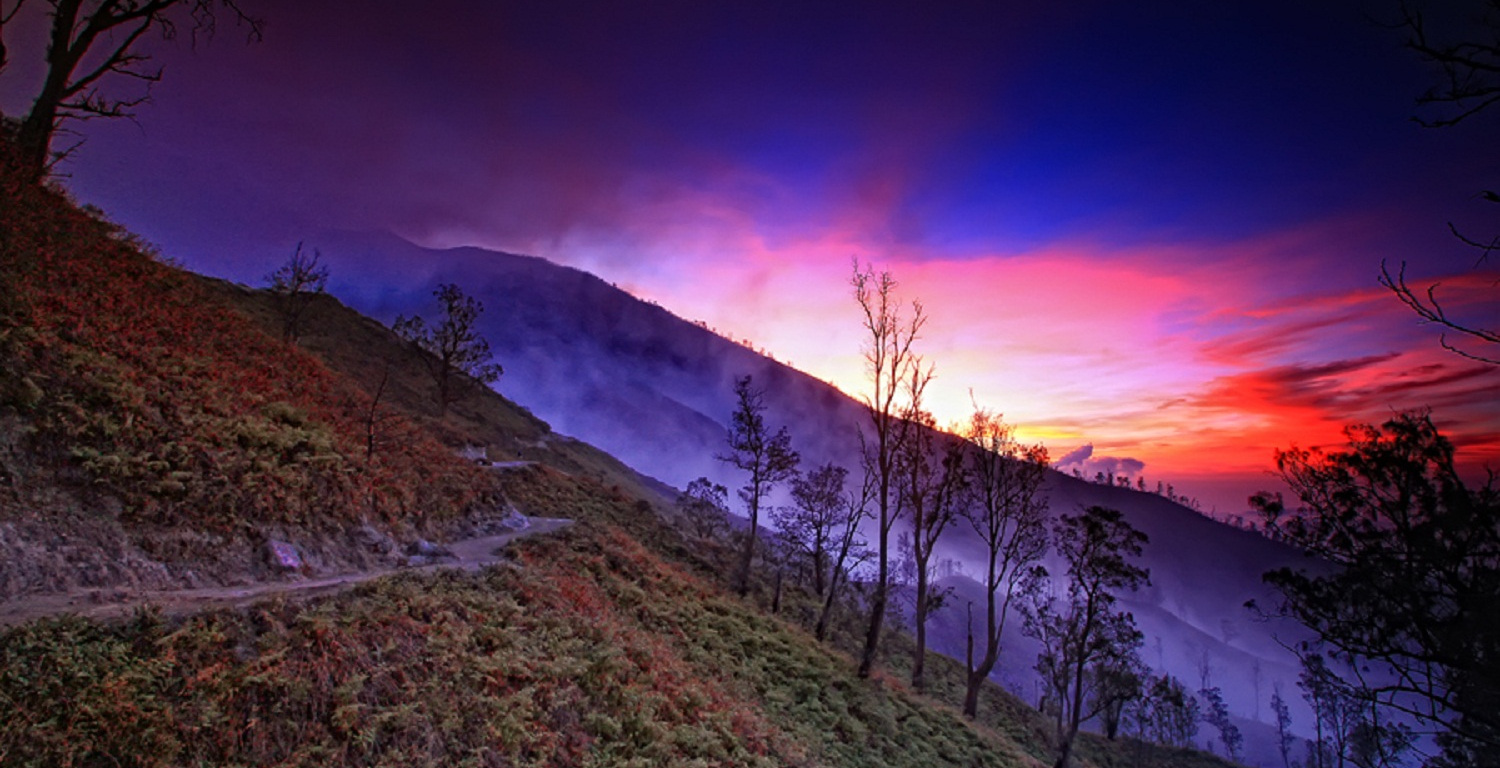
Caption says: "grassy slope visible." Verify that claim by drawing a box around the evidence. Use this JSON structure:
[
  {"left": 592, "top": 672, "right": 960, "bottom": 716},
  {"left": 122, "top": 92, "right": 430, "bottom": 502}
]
[
  {"left": 0, "top": 523, "right": 1049, "bottom": 768},
  {"left": 197, "top": 276, "right": 681, "bottom": 511},
  {"left": 0, "top": 167, "right": 492, "bottom": 547},
  {"left": 0, "top": 159, "right": 1239, "bottom": 767}
]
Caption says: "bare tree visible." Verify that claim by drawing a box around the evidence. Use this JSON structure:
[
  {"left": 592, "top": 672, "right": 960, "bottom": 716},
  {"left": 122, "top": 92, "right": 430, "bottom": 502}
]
[
  {"left": 850, "top": 259, "right": 929, "bottom": 679},
  {"left": 717, "top": 374, "right": 799, "bottom": 597},
  {"left": 1380, "top": 1, "right": 1499, "bottom": 364},
  {"left": 361, "top": 365, "right": 396, "bottom": 462},
  {"left": 393, "top": 283, "right": 502, "bottom": 417},
  {"left": 815, "top": 468, "right": 872, "bottom": 642},
  {"left": 1, "top": 0, "right": 262, "bottom": 178},
  {"left": 265, "top": 242, "right": 327, "bottom": 343},
  {"left": 895, "top": 369, "right": 966, "bottom": 693},
  {"left": 959, "top": 406, "right": 1050, "bottom": 718}
]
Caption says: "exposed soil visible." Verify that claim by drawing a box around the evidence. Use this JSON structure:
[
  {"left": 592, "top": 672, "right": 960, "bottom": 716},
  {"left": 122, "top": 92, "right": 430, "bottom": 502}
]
[{"left": 0, "top": 517, "right": 572, "bottom": 628}]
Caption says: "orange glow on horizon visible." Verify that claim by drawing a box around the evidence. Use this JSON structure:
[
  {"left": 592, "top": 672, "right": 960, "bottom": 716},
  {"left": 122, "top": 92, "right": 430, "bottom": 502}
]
[{"left": 443, "top": 187, "right": 1499, "bottom": 515}]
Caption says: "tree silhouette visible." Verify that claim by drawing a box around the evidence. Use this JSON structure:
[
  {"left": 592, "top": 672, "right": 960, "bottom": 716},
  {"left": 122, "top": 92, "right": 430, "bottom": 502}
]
[
  {"left": 1130, "top": 674, "right": 1199, "bottom": 748},
  {"left": 1397, "top": 0, "right": 1499, "bottom": 128},
  {"left": 1, "top": 0, "right": 261, "bottom": 178},
  {"left": 1024, "top": 505, "right": 1150, "bottom": 768},
  {"left": 959, "top": 406, "right": 1050, "bottom": 719},
  {"left": 1093, "top": 652, "right": 1145, "bottom": 741},
  {"left": 895, "top": 370, "right": 966, "bottom": 693},
  {"left": 1379, "top": 259, "right": 1497, "bottom": 364},
  {"left": 1200, "top": 685, "right": 1243, "bottom": 762},
  {"left": 265, "top": 242, "right": 327, "bottom": 343},
  {"left": 393, "top": 283, "right": 502, "bottom": 417},
  {"left": 849, "top": 259, "right": 929, "bottom": 679},
  {"left": 717, "top": 374, "right": 799, "bottom": 597},
  {"left": 1380, "top": 0, "right": 1498, "bottom": 364},
  {"left": 1295, "top": 652, "right": 1412, "bottom": 768},
  {"left": 814, "top": 469, "right": 872, "bottom": 642},
  {"left": 774, "top": 462, "right": 856, "bottom": 602},
  {"left": 1272, "top": 685, "right": 1296, "bottom": 768},
  {"left": 1251, "top": 411, "right": 1499, "bottom": 766},
  {"left": 677, "top": 476, "right": 730, "bottom": 541}
]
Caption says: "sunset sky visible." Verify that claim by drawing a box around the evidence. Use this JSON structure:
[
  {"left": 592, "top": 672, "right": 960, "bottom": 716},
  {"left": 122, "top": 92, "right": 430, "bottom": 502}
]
[{"left": 4, "top": 0, "right": 1496, "bottom": 512}]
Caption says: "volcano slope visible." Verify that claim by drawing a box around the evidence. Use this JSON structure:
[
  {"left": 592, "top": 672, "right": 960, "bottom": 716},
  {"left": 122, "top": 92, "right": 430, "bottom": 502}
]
[
  {"left": 283, "top": 231, "right": 1315, "bottom": 758},
  {"left": 0, "top": 158, "right": 1244, "bottom": 767}
]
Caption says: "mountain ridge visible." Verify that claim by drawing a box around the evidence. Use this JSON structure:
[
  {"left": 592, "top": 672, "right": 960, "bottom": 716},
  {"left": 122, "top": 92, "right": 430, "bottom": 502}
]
[
  {"left": 285, "top": 232, "right": 1316, "bottom": 761},
  {"left": 0, "top": 165, "right": 1245, "bottom": 767}
]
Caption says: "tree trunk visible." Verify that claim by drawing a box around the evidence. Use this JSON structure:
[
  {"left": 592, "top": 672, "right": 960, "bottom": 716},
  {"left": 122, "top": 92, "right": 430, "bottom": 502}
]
[
  {"left": 964, "top": 603, "right": 979, "bottom": 716},
  {"left": 738, "top": 495, "right": 758, "bottom": 597},
  {"left": 1055, "top": 629, "right": 1090, "bottom": 768},
  {"left": 963, "top": 670, "right": 984, "bottom": 718},
  {"left": 963, "top": 568, "right": 1003, "bottom": 717},
  {"left": 813, "top": 545, "right": 827, "bottom": 599},
  {"left": 858, "top": 566, "right": 885, "bottom": 677},
  {"left": 815, "top": 587, "right": 835, "bottom": 641},
  {"left": 1053, "top": 729, "right": 1077, "bottom": 768},
  {"left": 816, "top": 562, "right": 843, "bottom": 641},
  {"left": 15, "top": 0, "right": 86, "bottom": 181},
  {"left": 771, "top": 566, "right": 783, "bottom": 614},
  {"left": 912, "top": 565, "right": 929, "bottom": 691},
  {"left": 15, "top": 109, "right": 55, "bottom": 181}
]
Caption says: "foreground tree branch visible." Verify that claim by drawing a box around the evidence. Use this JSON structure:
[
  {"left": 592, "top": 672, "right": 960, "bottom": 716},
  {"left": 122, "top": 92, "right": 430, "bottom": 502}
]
[
  {"left": 850, "top": 259, "right": 929, "bottom": 680},
  {"left": 1379, "top": 260, "right": 1499, "bottom": 364},
  {"left": 1, "top": 0, "right": 262, "bottom": 178},
  {"left": 960, "top": 407, "right": 1049, "bottom": 719},
  {"left": 1250, "top": 412, "right": 1500, "bottom": 765},
  {"left": 1398, "top": 0, "right": 1500, "bottom": 128},
  {"left": 717, "top": 374, "right": 800, "bottom": 597}
]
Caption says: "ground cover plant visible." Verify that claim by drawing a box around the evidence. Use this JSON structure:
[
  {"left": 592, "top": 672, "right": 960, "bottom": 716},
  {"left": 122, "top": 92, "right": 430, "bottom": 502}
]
[
  {"left": 0, "top": 155, "right": 491, "bottom": 542},
  {"left": 0, "top": 523, "right": 1050, "bottom": 767},
  {"left": 0, "top": 151, "right": 1248, "bottom": 768}
]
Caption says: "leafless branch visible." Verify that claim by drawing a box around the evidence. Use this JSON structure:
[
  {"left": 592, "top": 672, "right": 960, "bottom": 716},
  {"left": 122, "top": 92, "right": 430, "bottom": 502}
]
[
  {"left": 1447, "top": 220, "right": 1499, "bottom": 266},
  {"left": 5, "top": 0, "right": 262, "bottom": 177},
  {"left": 0, "top": 0, "right": 31, "bottom": 76},
  {"left": 1380, "top": 260, "right": 1500, "bottom": 364},
  {"left": 1397, "top": 0, "right": 1500, "bottom": 127}
]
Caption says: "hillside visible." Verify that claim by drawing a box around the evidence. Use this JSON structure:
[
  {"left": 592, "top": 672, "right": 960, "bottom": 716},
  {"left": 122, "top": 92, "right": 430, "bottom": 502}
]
[
  {"left": 0, "top": 179, "right": 502, "bottom": 599},
  {"left": 289, "top": 231, "right": 1316, "bottom": 758},
  {"left": 194, "top": 275, "right": 683, "bottom": 513},
  {"left": 0, "top": 153, "right": 1248, "bottom": 766}
]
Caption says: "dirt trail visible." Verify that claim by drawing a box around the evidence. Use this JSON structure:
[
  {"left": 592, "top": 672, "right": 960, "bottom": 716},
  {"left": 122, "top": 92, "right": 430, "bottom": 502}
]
[{"left": 0, "top": 518, "right": 572, "bottom": 629}]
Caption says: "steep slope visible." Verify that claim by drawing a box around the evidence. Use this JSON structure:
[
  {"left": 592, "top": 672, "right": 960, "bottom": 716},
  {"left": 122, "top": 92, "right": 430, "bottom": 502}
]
[
  {"left": 297, "top": 233, "right": 1319, "bottom": 758},
  {"left": 195, "top": 276, "right": 683, "bottom": 513},
  {"left": 305, "top": 230, "right": 868, "bottom": 488},
  {"left": 0, "top": 522, "right": 1054, "bottom": 768},
  {"left": 0, "top": 172, "right": 515, "bottom": 598},
  {"left": 0, "top": 167, "right": 1249, "bottom": 768}
]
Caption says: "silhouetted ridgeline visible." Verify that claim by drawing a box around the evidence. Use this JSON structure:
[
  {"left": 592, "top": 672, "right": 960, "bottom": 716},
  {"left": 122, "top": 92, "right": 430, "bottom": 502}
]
[{"left": 2, "top": 155, "right": 1246, "bottom": 767}]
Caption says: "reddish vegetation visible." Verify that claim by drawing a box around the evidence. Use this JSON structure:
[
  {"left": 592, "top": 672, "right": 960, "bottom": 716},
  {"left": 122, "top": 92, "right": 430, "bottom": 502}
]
[
  {"left": 0, "top": 524, "right": 811, "bottom": 767},
  {"left": 0, "top": 159, "right": 492, "bottom": 532}
]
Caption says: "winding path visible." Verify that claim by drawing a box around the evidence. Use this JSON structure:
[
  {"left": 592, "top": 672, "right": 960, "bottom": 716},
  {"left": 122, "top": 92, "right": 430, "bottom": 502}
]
[{"left": 0, "top": 518, "right": 572, "bottom": 628}]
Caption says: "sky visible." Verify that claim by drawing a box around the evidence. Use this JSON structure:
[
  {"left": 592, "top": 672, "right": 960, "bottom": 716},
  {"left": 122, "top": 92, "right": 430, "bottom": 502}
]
[{"left": 3, "top": 0, "right": 1497, "bottom": 513}]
